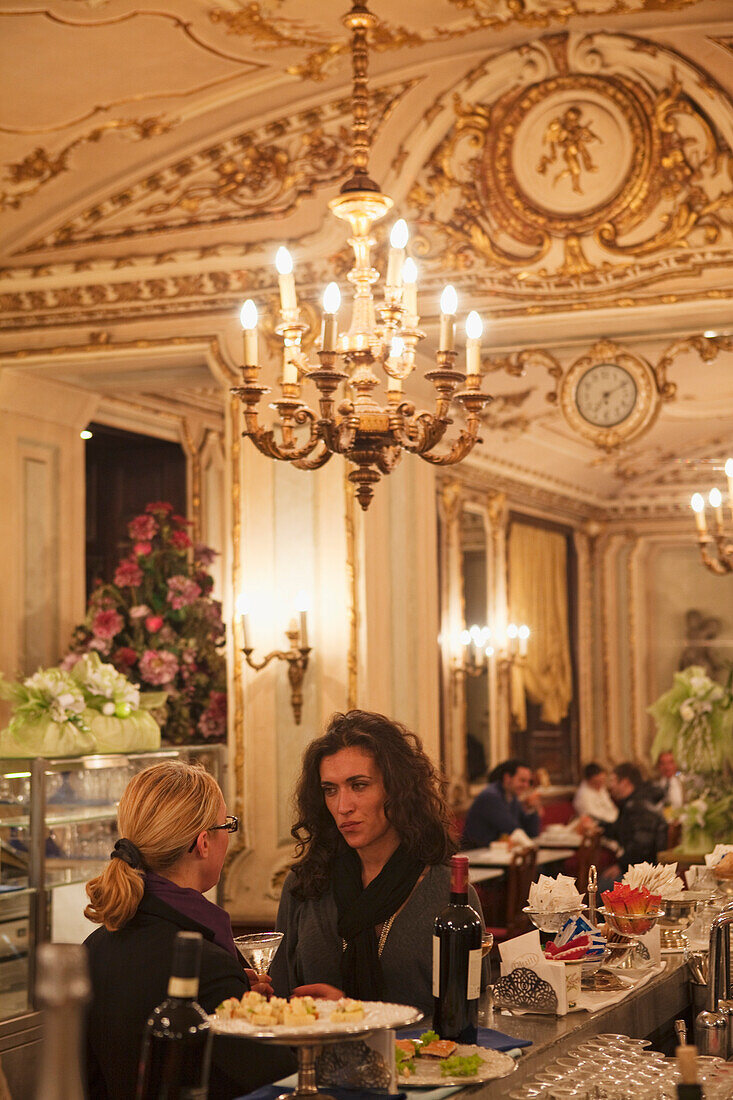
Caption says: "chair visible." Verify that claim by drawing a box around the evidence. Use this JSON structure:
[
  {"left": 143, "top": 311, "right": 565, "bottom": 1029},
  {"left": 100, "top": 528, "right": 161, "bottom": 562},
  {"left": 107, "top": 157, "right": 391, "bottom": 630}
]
[
  {"left": 484, "top": 847, "right": 538, "bottom": 943},
  {"left": 573, "top": 834, "right": 603, "bottom": 895}
]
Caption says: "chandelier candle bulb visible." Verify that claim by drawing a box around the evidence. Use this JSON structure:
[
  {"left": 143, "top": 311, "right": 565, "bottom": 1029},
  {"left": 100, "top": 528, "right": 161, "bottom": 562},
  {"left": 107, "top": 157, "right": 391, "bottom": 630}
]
[
  {"left": 276, "top": 246, "right": 297, "bottom": 312},
  {"left": 386, "top": 218, "right": 408, "bottom": 287},
  {"left": 439, "top": 285, "right": 457, "bottom": 351},
  {"left": 465, "top": 310, "right": 483, "bottom": 382},
  {"left": 691, "top": 493, "right": 707, "bottom": 535},
  {"left": 402, "top": 257, "right": 418, "bottom": 318},
  {"left": 321, "top": 282, "right": 341, "bottom": 352},
  {"left": 282, "top": 343, "right": 298, "bottom": 386},
  {"left": 239, "top": 300, "right": 258, "bottom": 365}
]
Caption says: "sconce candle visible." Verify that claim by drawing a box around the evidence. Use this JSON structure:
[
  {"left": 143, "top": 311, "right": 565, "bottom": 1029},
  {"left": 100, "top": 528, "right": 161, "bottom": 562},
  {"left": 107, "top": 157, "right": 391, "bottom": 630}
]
[
  {"left": 236, "top": 594, "right": 251, "bottom": 650},
  {"left": 321, "top": 282, "right": 341, "bottom": 352},
  {"left": 295, "top": 590, "right": 310, "bottom": 649},
  {"left": 386, "top": 219, "right": 408, "bottom": 288},
  {"left": 691, "top": 493, "right": 707, "bottom": 535},
  {"left": 276, "top": 246, "right": 297, "bottom": 312},
  {"left": 240, "top": 300, "right": 258, "bottom": 365},
  {"left": 709, "top": 487, "right": 724, "bottom": 532},
  {"left": 439, "top": 285, "right": 457, "bottom": 352}
]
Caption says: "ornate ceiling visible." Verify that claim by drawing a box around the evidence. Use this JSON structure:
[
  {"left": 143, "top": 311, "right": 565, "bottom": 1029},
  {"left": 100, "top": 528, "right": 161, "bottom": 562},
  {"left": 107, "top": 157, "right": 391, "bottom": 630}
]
[{"left": 1, "top": 0, "right": 732, "bottom": 516}]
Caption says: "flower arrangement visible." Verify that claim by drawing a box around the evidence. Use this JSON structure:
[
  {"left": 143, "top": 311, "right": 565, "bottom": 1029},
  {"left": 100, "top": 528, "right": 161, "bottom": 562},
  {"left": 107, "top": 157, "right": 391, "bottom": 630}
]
[
  {"left": 67, "top": 502, "right": 227, "bottom": 745},
  {"left": 648, "top": 665, "right": 733, "bottom": 852},
  {"left": 0, "top": 653, "right": 164, "bottom": 757}
]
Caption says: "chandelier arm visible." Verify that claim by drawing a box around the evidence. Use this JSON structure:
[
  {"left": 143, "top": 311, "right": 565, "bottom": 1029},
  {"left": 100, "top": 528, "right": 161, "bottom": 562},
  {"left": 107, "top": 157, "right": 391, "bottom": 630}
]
[
  {"left": 244, "top": 410, "right": 322, "bottom": 463},
  {"left": 392, "top": 409, "right": 451, "bottom": 453},
  {"left": 416, "top": 423, "right": 482, "bottom": 467},
  {"left": 291, "top": 444, "right": 334, "bottom": 471}
]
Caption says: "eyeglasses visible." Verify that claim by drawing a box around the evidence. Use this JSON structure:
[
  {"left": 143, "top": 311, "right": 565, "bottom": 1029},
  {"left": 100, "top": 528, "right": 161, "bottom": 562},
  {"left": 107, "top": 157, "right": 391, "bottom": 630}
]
[{"left": 188, "top": 815, "right": 239, "bottom": 853}]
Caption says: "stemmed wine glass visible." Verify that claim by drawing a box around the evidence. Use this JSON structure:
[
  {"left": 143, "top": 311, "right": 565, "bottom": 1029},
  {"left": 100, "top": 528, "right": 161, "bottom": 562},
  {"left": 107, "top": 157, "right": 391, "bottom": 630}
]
[{"left": 233, "top": 932, "right": 284, "bottom": 977}]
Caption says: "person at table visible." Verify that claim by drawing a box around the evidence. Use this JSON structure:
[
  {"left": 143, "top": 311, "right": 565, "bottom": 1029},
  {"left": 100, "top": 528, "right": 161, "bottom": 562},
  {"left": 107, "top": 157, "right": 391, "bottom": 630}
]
[
  {"left": 648, "top": 750, "right": 685, "bottom": 813},
  {"left": 598, "top": 762, "right": 668, "bottom": 889},
  {"left": 83, "top": 760, "right": 295, "bottom": 1100},
  {"left": 573, "top": 762, "right": 618, "bottom": 825},
  {"left": 270, "top": 709, "right": 485, "bottom": 1017},
  {"left": 461, "top": 758, "right": 542, "bottom": 849}
]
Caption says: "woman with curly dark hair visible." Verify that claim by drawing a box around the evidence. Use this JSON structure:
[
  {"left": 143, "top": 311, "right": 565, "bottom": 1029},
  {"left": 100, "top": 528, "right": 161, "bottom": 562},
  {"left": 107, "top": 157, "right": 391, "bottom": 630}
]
[{"left": 270, "top": 710, "right": 484, "bottom": 1014}]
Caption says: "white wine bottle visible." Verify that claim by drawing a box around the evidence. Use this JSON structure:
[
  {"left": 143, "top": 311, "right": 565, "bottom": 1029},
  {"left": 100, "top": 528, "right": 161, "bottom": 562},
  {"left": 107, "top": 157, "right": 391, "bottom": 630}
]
[
  {"left": 432, "top": 854, "right": 482, "bottom": 1042},
  {"left": 34, "top": 942, "right": 91, "bottom": 1100},
  {"left": 136, "top": 931, "right": 212, "bottom": 1100}
]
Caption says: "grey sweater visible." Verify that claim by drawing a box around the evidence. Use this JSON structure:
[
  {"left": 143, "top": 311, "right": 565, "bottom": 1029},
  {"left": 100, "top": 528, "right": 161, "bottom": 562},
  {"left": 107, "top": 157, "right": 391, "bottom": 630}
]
[{"left": 270, "top": 864, "right": 485, "bottom": 1017}]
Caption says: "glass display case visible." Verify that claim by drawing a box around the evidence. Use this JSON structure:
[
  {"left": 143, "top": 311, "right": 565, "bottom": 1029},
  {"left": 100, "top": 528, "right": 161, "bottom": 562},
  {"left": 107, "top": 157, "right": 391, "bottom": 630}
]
[{"left": 0, "top": 744, "right": 225, "bottom": 1024}]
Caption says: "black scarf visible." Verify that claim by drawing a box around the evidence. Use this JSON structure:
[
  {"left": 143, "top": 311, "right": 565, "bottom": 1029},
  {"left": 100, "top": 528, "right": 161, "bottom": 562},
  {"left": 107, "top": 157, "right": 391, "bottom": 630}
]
[{"left": 332, "top": 841, "right": 423, "bottom": 1000}]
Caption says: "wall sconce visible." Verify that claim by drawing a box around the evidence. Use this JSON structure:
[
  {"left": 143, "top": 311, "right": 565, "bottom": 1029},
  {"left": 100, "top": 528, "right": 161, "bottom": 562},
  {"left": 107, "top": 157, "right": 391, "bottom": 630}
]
[
  {"left": 449, "top": 622, "right": 530, "bottom": 685},
  {"left": 236, "top": 591, "right": 312, "bottom": 724},
  {"left": 690, "top": 460, "right": 733, "bottom": 574}
]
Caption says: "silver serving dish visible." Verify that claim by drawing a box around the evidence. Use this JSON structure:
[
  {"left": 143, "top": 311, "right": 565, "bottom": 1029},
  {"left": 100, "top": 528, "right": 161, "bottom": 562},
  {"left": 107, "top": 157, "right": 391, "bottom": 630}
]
[
  {"left": 598, "top": 905, "right": 664, "bottom": 939},
  {"left": 523, "top": 904, "right": 584, "bottom": 933},
  {"left": 658, "top": 892, "right": 709, "bottom": 951}
]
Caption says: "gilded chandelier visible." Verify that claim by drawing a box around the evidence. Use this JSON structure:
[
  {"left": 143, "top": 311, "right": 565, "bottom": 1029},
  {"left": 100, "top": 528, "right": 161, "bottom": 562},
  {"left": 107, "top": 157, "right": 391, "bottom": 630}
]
[
  {"left": 690, "top": 459, "right": 733, "bottom": 574},
  {"left": 231, "top": 0, "right": 491, "bottom": 511}
]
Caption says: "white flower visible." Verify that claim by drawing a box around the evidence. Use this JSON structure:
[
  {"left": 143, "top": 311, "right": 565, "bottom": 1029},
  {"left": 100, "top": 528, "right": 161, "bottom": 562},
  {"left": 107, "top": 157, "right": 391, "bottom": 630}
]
[
  {"left": 679, "top": 701, "right": 695, "bottom": 722},
  {"left": 689, "top": 674, "right": 711, "bottom": 695},
  {"left": 102, "top": 702, "right": 115, "bottom": 716}
]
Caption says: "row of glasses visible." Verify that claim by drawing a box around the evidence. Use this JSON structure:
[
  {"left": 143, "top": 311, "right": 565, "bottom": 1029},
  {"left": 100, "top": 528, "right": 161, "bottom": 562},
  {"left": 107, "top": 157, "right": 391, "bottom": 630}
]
[{"left": 508, "top": 1032, "right": 729, "bottom": 1099}]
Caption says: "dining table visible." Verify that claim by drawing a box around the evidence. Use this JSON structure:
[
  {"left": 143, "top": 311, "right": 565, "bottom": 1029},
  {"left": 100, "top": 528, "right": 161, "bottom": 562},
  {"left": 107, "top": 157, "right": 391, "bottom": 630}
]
[{"left": 463, "top": 845, "right": 577, "bottom": 867}]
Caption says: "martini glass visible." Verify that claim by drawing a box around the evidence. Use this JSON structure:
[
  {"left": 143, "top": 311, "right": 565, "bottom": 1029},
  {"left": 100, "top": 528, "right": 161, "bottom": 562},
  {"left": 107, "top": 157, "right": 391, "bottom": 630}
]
[{"left": 234, "top": 931, "right": 284, "bottom": 976}]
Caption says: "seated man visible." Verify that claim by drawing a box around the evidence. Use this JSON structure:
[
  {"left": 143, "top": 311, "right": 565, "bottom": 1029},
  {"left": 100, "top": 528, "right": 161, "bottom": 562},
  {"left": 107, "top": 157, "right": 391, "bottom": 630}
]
[
  {"left": 599, "top": 762, "right": 668, "bottom": 889},
  {"left": 649, "top": 750, "right": 684, "bottom": 812},
  {"left": 462, "top": 758, "right": 541, "bottom": 848},
  {"left": 573, "top": 762, "right": 618, "bottom": 824}
]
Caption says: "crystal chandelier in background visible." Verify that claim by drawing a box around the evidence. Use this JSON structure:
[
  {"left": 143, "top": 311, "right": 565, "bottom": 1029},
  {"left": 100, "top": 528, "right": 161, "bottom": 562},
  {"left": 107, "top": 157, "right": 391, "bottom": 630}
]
[{"left": 231, "top": 0, "right": 491, "bottom": 510}]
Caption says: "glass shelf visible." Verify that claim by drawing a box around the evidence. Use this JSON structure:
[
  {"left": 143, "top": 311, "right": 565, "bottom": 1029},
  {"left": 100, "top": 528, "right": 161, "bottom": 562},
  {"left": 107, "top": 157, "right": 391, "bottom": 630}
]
[{"left": 0, "top": 804, "right": 118, "bottom": 830}]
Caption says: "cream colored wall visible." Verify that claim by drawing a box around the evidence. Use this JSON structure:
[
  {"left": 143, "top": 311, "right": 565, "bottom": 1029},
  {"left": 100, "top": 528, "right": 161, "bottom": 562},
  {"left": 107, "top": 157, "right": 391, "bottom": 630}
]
[{"left": 0, "top": 372, "right": 98, "bottom": 683}]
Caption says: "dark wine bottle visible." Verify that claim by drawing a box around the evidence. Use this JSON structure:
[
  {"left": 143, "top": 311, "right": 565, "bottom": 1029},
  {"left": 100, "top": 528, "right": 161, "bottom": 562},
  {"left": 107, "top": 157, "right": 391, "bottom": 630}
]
[
  {"left": 136, "top": 931, "right": 213, "bottom": 1100},
  {"left": 432, "top": 854, "right": 482, "bottom": 1043}
]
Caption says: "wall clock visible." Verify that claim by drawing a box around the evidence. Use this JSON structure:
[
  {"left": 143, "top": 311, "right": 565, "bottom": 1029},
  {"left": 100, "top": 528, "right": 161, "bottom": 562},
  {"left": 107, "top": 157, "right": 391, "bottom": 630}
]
[{"left": 559, "top": 342, "right": 661, "bottom": 449}]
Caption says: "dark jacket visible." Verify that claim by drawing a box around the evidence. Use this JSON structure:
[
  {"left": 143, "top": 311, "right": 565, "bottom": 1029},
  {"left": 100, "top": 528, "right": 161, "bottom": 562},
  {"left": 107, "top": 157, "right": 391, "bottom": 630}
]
[
  {"left": 462, "top": 781, "right": 541, "bottom": 848},
  {"left": 602, "top": 790, "right": 668, "bottom": 873},
  {"left": 84, "top": 891, "right": 295, "bottom": 1100}
]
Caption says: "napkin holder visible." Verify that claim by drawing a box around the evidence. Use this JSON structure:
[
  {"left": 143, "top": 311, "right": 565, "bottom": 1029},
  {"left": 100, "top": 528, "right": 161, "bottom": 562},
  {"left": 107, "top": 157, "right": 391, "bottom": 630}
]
[
  {"left": 316, "top": 1030, "right": 396, "bottom": 1092},
  {"left": 497, "top": 930, "right": 569, "bottom": 1015}
]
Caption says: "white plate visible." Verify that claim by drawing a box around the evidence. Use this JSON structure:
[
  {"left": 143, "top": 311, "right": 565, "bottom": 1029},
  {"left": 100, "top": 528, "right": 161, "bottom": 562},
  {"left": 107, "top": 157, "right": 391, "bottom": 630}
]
[
  {"left": 399, "top": 1044, "right": 516, "bottom": 1087},
  {"left": 210, "top": 999, "right": 422, "bottom": 1041}
]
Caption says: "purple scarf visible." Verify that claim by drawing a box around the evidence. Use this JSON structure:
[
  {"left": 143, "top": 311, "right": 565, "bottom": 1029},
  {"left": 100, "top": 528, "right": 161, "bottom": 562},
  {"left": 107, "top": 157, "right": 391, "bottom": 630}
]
[{"left": 145, "top": 872, "right": 239, "bottom": 962}]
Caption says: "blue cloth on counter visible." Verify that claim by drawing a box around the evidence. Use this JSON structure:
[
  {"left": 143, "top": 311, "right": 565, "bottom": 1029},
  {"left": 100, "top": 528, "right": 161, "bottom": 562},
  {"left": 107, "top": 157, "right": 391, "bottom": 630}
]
[
  {"left": 397, "top": 1025, "right": 531, "bottom": 1051},
  {"left": 235, "top": 1086, "right": 406, "bottom": 1100}
]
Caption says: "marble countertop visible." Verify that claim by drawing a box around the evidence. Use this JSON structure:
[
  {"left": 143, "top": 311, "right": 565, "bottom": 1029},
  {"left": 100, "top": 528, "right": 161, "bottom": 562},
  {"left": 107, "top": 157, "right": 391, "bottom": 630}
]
[{"left": 474, "top": 955, "right": 689, "bottom": 1097}]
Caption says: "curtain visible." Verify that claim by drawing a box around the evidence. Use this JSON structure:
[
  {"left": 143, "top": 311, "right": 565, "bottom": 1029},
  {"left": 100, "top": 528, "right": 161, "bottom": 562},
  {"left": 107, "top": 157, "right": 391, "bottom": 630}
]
[{"left": 508, "top": 522, "right": 573, "bottom": 729}]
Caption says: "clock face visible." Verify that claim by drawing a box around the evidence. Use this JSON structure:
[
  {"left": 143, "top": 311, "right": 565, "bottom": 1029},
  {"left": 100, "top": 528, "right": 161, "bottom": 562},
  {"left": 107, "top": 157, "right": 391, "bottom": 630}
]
[{"left": 575, "top": 362, "right": 637, "bottom": 428}]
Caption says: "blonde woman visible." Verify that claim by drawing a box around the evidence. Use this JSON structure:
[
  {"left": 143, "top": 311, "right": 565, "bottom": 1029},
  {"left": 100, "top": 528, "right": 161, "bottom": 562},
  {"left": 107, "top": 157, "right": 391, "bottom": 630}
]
[{"left": 84, "top": 760, "right": 294, "bottom": 1100}]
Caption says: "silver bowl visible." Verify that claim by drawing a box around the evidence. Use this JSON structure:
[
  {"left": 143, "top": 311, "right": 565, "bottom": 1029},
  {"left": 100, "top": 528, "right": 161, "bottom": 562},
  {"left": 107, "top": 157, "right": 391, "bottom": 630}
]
[
  {"left": 558, "top": 948, "right": 612, "bottom": 976},
  {"left": 658, "top": 892, "right": 708, "bottom": 951},
  {"left": 522, "top": 905, "right": 584, "bottom": 933},
  {"left": 598, "top": 905, "right": 664, "bottom": 939}
]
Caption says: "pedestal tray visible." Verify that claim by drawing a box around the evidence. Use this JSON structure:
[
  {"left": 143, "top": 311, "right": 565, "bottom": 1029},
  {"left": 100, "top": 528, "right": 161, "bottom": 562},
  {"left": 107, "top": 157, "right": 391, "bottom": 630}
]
[{"left": 210, "top": 1000, "right": 423, "bottom": 1100}]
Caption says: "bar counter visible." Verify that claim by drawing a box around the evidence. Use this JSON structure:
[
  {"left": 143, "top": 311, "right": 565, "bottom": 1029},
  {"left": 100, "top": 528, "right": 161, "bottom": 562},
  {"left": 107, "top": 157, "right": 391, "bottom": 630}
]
[{"left": 477, "top": 956, "right": 689, "bottom": 1096}]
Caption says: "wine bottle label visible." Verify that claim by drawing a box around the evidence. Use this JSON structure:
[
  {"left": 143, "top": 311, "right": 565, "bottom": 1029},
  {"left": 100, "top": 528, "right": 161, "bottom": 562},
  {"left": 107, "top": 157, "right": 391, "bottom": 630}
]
[
  {"left": 432, "top": 935, "right": 440, "bottom": 998},
  {"left": 466, "top": 947, "right": 481, "bottom": 1000},
  {"left": 168, "top": 977, "right": 199, "bottom": 998}
]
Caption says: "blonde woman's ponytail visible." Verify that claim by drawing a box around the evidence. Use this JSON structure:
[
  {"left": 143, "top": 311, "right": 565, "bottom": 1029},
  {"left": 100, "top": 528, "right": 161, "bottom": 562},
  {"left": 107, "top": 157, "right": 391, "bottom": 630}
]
[{"left": 84, "top": 760, "right": 222, "bottom": 932}]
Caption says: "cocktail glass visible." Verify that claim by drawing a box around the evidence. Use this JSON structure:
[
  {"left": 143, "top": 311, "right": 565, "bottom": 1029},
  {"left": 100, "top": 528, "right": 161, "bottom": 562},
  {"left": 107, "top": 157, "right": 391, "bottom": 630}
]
[{"left": 234, "top": 931, "right": 284, "bottom": 976}]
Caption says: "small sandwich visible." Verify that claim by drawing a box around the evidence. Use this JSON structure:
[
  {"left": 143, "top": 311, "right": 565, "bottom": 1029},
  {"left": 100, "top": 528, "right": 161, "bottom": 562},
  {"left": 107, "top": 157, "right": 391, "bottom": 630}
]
[
  {"left": 282, "top": 996, "right": 319, "bottom": 1026},
  {"left": 420, "top": 1039, "right": 458, "bottom": 1059},
  {"left": 395, "top": 1039, "right": 417, "bottom": 1057},
  {"left": 329, "top": 997, "right": 365, "bottom": 1023},
  {"left": 245, "top": 996, "right": 288, "bottom": 1026}
]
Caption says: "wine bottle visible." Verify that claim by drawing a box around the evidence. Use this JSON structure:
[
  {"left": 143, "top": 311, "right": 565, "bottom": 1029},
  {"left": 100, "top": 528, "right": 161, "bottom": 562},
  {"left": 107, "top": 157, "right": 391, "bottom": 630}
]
[
  {"left": 136, "top": 931, "right": 213, "bottom": 1100},
  {"left": 432, "top": 854, "right": 482, "bottom": 1042},
  {"left": 34, "top": 943, "right": 90, "bottom": 1100},
  {"left": 676, "top": 1045, "right": 703, "bottom": 1099}
]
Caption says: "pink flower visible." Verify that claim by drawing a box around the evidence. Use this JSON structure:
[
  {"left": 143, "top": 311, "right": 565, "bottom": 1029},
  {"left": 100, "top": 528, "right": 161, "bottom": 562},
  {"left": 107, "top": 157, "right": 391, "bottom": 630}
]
[
  {"left": 134, "top": 541, "right": 152, "bottom": 556},
  {"left": 145, "top": 615, "right": 164, "bottom": 633},
  {"left": 197, "top": 691, "right": 227, "bottom": 739},
  {"left": 139, "top": 649, "right": 179, "bottom": 686},
  {"left": 166, "top": 575, "right": 201, "bottom": 610},
  {"left": 128, "top": 514, "right": 158, "bottom": 541},
  {"left": 170, "top": 530, "right": 191, "bottom": 550},
  {"left": 92, "top": 609, "right": 124, "bottom": 640},
  {"left": 113, "top": 647, "right": 138, "bottom": 668},
  {"left": 194, "top": 544, "right": 217, "bottom": 566},
  {"left": 129, "top": 604, "right": 151, "bottom": 620},
  {"left": 145, "top": 501, "right": 174, "bottom": 515},
  {"left": 113, "top": 558, "right": 143, "bottom": 588},
  {"left": 59, "top": 653, "right": 81, "bottom": 671},
  {"left": 89, "top": 637, "right": 111, "bottom": 655}
]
